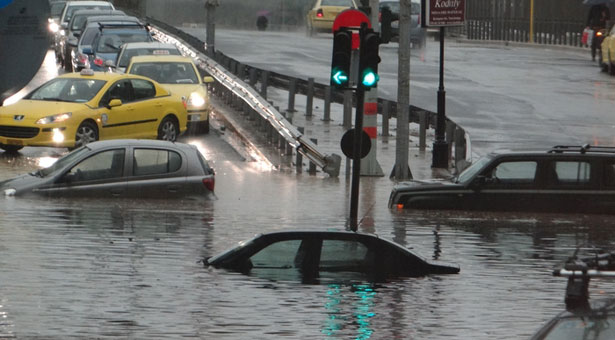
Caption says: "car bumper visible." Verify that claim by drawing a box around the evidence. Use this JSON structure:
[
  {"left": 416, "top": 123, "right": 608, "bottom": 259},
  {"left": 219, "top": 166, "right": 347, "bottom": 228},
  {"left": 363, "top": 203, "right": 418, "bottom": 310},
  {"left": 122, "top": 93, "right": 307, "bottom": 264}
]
[
  {"left": 311, "top": 19, "right": 334, "bottom": 31},
  {"left": 0, "top": 125, "right": 74, "bottom": 148},
  {"left": 186, "top": 109, "right": 209, "bottom": 134}
]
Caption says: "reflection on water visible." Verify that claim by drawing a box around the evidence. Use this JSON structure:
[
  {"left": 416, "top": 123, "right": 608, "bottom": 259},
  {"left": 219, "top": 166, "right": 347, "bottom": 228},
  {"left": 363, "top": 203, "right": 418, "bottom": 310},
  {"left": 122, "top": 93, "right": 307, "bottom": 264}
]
[{"left": 2, "top": 151, "right": 615, "bottom": 338}]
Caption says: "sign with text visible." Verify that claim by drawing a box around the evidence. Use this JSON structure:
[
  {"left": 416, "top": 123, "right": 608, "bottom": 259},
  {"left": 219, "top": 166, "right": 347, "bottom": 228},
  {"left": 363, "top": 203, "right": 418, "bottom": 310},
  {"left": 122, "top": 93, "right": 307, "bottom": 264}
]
[{"left": 421, "top": 0, "right": 466, "bottom": 27}]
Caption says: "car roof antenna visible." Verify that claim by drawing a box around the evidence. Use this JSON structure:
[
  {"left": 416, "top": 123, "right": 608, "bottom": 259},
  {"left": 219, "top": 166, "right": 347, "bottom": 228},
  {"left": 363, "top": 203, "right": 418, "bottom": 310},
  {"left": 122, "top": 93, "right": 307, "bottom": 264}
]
[{"left": 344, "top": 202, "right": 376, "bottom": 233}]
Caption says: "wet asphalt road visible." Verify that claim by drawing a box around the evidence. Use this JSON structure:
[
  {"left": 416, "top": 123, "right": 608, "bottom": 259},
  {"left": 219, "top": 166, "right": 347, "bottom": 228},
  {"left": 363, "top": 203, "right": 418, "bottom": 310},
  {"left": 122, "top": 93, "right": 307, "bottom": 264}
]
[
  {"left": 1, "top": 36, "right": 615, "bottom": 338},
  {"left": 184, "top": 27, "right": 615, "bottom": 155}
]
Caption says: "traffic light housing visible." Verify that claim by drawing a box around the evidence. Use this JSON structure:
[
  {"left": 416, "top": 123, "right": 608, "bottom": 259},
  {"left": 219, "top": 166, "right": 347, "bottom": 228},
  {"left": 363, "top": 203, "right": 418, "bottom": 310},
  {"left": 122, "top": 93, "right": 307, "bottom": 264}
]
[
  {"left": 330, "top": 28, "right": 352, "bottom": 88},
  {"left": 359, "top": 29, "right": 380, "bottom": 89},
  {"left": 380, "top": 6, "right": 399, "bottom": 44}
]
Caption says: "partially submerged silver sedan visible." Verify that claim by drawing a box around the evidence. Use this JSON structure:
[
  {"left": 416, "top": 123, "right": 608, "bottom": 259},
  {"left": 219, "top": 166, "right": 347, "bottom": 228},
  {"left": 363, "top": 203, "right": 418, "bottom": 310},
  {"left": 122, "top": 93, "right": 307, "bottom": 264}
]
[{"left": 0, "top": 139, "right": 215, "bottom": 199}]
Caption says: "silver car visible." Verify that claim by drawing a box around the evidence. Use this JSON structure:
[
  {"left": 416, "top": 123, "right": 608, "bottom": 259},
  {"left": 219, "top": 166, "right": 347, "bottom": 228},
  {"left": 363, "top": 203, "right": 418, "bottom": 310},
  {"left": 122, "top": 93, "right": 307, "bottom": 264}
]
[{"left": 0, "top": 139, "right": 215, "bottom": 199}]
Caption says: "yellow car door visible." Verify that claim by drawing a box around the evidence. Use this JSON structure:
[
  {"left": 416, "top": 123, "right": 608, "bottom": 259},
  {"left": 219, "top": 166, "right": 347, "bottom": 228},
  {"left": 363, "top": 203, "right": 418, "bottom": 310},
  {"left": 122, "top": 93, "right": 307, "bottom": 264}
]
[
  {"left": 97, "top": 79, "right": 136, "bottom": 140},
  {"left": 127, "top": 78, "right": 163, "bottom": 139}
]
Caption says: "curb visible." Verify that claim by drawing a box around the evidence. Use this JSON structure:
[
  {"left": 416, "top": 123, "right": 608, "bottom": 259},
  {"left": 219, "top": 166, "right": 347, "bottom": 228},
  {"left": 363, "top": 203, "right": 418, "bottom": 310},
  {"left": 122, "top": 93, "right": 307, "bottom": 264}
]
[{"left": 454, "top": 38, "right": 590, "bottom": 55}]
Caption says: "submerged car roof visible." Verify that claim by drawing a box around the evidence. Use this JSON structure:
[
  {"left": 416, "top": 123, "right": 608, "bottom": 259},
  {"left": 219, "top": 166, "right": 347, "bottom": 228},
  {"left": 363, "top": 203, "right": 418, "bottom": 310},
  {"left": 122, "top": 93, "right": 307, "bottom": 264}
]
[
  {"left": 485, "top": 145, "right": 615, "bottom": 158},
  {"left": 83, "top": 139, "right": 196, "bottom": 151}
]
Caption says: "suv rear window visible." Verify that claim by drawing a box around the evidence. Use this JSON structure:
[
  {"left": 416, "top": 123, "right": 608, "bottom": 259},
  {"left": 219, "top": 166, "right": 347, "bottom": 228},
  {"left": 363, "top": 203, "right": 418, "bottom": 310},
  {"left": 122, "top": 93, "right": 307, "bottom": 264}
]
[{"left": 96, "top": 30, "right": 151, "bottom": 53}]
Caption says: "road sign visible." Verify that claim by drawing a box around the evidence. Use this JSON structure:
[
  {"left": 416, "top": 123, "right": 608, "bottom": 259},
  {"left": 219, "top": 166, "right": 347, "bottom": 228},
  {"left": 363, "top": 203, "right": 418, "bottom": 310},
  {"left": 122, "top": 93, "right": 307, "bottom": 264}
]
[
  {"left": 332, "top": 9, "right": 371, "bottom": 49},
  {"left": 340, "top": 129, "right": 371, "bottom": 159},
  {"left": 421, "top": 0, "right": 466, "bottom": 27}
]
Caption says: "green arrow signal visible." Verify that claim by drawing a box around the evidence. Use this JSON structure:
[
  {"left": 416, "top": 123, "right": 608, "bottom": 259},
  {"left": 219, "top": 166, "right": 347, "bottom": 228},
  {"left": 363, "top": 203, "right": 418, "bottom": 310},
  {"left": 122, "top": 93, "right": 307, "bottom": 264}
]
[{"left": 332, "top": 70, "right": 349, "bottom": 85}]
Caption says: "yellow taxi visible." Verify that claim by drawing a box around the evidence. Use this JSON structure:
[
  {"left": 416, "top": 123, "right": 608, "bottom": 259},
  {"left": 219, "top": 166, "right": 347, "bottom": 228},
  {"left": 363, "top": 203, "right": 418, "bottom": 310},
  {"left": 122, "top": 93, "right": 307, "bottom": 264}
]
[
  {"left": 126, "top": 55, "right": 214, "bottom": 134},
  {"left": 306, "top": 0, "right": 358, "bottom": 36},
  {"left": 0, "top": 69, "right": 188, "bottom": 153},
  {"left": 600, "top": 24, "right": 615, "bottom": 74}
]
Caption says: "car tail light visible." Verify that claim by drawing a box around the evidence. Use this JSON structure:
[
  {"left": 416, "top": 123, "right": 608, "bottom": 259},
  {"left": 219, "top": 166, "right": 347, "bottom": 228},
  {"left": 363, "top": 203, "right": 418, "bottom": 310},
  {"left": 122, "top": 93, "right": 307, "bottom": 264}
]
[
  {"left": 396, "top": 203, "right": 404, "bottom": 210},
  {"left": 93, "top": 57, "right": 104, "bottom": 67},
  {"left": 378, "top": 12, "right": 382, "bottom": 22},
  {"left": 78, "top": 54, "right": 89, "bottom": 64},
  {"left": 597, "top": 31, "right": 603, "bottom": 37},
  {"left": 202, "top": 177, "right": 215, "bottom": 192},
  {"left": 316, "top": 9, "right": 324, "bottom": 17}
]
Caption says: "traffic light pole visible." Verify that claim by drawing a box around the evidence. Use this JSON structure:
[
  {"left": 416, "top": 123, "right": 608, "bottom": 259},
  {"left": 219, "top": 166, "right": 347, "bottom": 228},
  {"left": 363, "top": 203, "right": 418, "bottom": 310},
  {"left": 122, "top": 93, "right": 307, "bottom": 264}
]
[
  {"left": 432, "top": 26, "right": 449, "bottom": 168},
  {"left": 349, "top": 85, "right": 365, "bottom": 232}
]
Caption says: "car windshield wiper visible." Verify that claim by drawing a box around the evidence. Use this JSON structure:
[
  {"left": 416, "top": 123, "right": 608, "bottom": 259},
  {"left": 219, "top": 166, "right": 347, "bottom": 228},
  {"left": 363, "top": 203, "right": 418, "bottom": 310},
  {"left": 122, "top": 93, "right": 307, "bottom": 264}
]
[
  {"left": 40, "top": 97, "right": 72, "bottom": 102},
  {"left": 105, "top": 43, "right": 119, "bottom": 50}
]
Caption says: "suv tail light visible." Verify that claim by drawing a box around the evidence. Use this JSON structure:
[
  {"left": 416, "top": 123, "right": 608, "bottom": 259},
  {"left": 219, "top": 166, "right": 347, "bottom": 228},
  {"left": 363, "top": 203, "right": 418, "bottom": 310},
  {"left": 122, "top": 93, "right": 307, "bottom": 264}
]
[
  {"left": 93, "top": 57, "right": 104, "bottom": 67},
  {"left": 78, "top": 53, "right": 89, "bottom": 64},
  {"left": 202, "top": 177, "right": 215, "bottom": 192},
  {"left": 316, "top": 9, "right": 324, "bottom": 18}
]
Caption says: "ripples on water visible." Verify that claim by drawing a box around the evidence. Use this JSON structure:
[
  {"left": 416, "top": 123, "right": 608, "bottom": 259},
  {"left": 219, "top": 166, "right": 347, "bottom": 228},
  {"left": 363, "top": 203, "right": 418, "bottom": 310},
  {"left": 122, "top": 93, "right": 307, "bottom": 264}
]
[{"left": 2, "top": 154, "right": 615, "bottom": 338}]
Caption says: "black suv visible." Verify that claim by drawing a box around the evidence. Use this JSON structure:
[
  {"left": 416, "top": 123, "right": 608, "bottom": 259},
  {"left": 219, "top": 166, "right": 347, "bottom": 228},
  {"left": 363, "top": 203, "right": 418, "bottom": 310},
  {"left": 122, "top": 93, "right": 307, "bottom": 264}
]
[{"left": 388, "top": 145, "right": 615, "bottom": 214}]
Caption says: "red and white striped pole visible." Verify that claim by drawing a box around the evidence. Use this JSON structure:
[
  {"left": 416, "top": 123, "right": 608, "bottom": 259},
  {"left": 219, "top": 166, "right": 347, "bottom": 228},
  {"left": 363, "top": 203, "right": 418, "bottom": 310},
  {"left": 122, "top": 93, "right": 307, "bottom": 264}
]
[{"left": 360, "top": 87, "right": 384, "bottom": 176}]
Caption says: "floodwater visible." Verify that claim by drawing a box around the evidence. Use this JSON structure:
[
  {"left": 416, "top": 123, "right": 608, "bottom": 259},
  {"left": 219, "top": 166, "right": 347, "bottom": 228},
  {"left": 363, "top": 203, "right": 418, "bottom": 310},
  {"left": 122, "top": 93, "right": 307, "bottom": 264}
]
[{"left": 2, "top": 137, "right": 615, "bottom": 339}]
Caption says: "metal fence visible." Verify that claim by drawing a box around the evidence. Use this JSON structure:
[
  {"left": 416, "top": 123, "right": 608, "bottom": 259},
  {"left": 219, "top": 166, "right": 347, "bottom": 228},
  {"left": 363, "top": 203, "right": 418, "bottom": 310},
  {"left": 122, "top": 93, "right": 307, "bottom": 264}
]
[{"left": 466, "top": 0, "right": 611, "bottom": 47}]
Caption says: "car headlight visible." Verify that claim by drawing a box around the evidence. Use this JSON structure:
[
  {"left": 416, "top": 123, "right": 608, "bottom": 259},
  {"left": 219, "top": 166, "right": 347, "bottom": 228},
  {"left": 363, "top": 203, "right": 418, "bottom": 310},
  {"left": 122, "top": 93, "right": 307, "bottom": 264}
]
[
  {"left": 187, "top": 92, "right": 206, "bottom": 108},
  {"left": 49, "top": 22, "right": 59, "bottom": 33},
  {"left": 4, "top": 188, "right": 16, "bottom": 197},
  {"left": 36, "top": 112, "right": 72, "bottom": 125}
]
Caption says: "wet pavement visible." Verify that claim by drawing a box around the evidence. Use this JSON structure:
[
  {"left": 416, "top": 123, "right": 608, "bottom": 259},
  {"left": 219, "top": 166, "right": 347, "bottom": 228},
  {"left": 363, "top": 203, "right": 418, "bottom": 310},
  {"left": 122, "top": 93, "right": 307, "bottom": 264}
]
[{"left": 1, "top": 38, "right": 615, "bottom": 338}]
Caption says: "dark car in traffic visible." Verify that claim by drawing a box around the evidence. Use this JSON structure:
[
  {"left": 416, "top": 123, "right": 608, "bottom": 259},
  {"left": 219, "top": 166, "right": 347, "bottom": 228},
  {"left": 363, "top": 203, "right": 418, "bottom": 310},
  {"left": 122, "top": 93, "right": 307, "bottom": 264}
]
[
  {"left": 84, "top": 22, "right": 154, "bottom": 71},
  {"left": 205, "top": 230, "right": 460, "bottom": 283},
  {"left": 389, "top": 145, "right": 615, "bottom": 214},
  {"left": 0, "top": 139, "right": 215, "bottom": 199}
]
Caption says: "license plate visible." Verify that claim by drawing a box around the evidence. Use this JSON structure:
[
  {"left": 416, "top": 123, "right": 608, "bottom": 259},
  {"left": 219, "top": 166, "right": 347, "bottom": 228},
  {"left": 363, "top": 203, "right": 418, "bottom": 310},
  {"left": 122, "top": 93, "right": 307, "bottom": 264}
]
[
  {"left": 190, "top": 115, "right": 200, "bottom": 121},
  {"left": 6, "top": 139, "right": 23, "bottom": 145}
]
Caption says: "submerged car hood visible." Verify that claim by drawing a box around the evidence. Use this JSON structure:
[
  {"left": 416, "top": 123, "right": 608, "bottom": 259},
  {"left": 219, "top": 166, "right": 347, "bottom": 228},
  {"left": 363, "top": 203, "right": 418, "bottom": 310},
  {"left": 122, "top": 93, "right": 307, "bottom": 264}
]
[
  {"left": 0, "top": 172, "right": 48, "bottom": 197},
  {"left": 393, "top": 178, "right": 463, "bottom": 192},
  {"left": 0, "top": 100, "right": 88, "bottom": 124}
]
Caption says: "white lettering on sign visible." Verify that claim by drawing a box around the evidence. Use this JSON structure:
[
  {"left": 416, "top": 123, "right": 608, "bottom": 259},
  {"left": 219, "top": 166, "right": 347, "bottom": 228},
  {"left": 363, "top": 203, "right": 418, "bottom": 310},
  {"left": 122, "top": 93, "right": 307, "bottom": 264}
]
[{"left": 434, "top": 0, "right": 461, "bottom": 8}]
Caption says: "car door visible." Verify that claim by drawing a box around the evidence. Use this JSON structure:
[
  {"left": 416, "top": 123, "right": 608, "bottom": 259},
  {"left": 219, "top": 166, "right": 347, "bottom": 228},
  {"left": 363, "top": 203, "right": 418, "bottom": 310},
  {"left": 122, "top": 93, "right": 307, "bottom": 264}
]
[
  {"left": 124, "top": 147, "right": 186, "bottom": 198},
  {"left": 317, "top": 237, "right": 376, "bottom": 282},
  {"left": 541, "top": 159, "right": 599, "bottom": 213},
  {"left": 473, "top": 159, "right": 539, "bottom": 211},
  {"left": 127, "top": 78, "right": 161, "bottom": 138},
  {"left": 246, "top": 238, "right": 308, "bottom": 282},
  {"left": 97, "top": 79, "right": 136, "bottom": 139},
  {"left": 37, "top": 148, "right": 126, "bottom": 198}
]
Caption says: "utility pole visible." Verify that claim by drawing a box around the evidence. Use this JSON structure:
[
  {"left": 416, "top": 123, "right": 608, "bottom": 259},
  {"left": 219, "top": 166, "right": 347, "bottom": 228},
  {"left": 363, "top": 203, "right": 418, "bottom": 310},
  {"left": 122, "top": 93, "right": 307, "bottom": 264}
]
[
  {"left": 205, "top": 0, "right": 219, "bottom": 57},
  {"left": 391, "top": 0, "right": 412, "bottom": 180}
]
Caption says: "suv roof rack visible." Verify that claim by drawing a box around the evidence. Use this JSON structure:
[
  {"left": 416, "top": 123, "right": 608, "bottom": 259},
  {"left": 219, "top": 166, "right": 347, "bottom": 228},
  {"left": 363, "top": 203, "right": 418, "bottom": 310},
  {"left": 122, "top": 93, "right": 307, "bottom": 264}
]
[
  {"left": 549, "top": 144, "right": 615, "bottom": 154},
  {"left": 553, "top": 248, "right": 615, "bottom": 309},
  {"left": 98, "top": 22, "right": 146, "bottom": 30}
]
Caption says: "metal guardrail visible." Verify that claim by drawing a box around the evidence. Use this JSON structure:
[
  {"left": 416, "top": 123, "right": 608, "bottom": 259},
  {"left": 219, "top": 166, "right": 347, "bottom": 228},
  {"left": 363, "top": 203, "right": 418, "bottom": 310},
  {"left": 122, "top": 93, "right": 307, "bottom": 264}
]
[
  {"left": 148, "top": 22, "right": 341, "bottom": 177},
  {"left": 146, "top": 16, "right": 472, "bottom": 174}
]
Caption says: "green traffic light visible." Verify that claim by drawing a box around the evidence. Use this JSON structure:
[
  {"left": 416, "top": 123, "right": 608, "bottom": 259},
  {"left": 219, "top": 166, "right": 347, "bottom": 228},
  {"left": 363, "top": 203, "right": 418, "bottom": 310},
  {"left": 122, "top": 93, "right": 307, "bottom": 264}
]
[
  {"left": 332, "top": 69, "right": 349, "bottom": 85},
  {"left": 361, "top": 69, "right": 379, "bottom": 87}
]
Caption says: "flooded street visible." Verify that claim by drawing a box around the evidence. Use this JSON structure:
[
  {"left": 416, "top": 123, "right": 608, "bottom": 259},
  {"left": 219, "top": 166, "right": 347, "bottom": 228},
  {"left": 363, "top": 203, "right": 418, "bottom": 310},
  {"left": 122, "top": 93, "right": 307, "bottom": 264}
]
[
  {"left": 2, "top": 26, "right": 615, "bottom": 338},
  {"left": 2, "top": 138, "right": 615, "bottom": 338}
]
